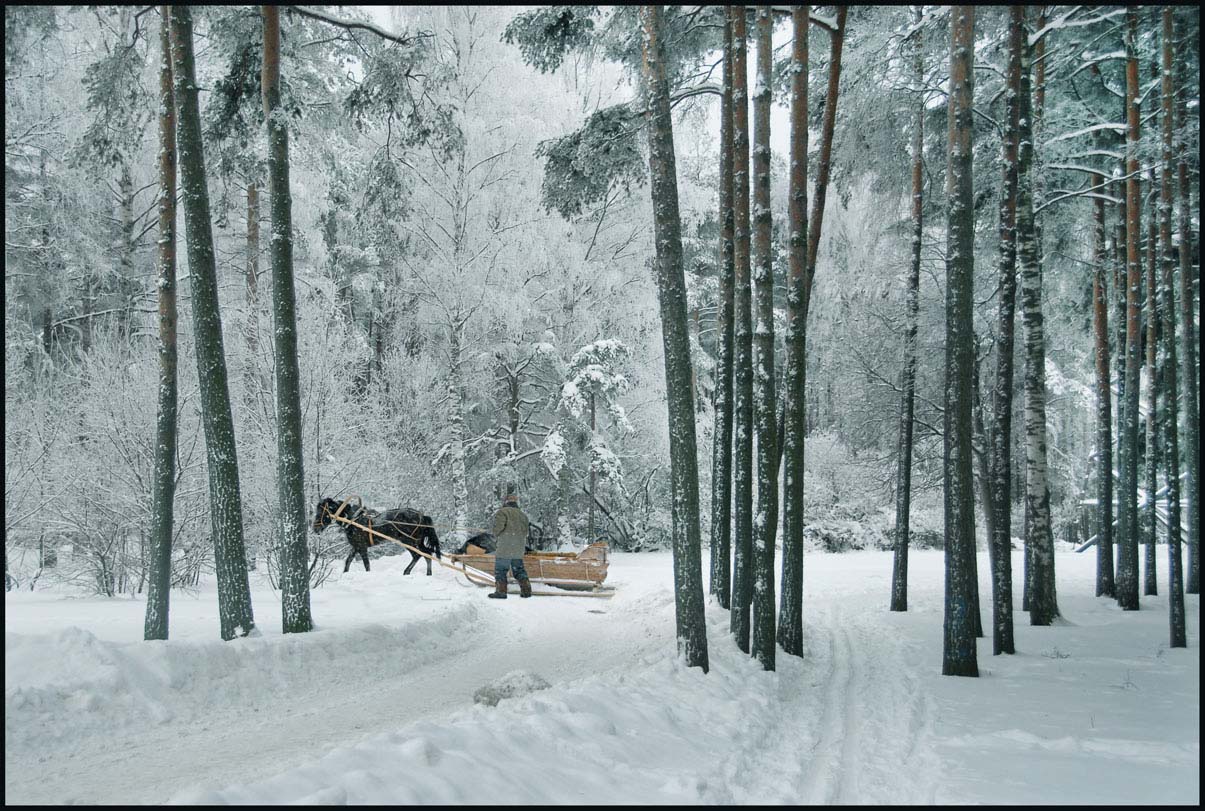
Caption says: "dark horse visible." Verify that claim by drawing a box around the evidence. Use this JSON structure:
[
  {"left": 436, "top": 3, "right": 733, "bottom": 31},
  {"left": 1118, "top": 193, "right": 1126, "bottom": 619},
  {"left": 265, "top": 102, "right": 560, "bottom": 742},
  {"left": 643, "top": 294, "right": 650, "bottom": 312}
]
[{"left": 312, "top": 497, "right": 442, "bottom": 574}]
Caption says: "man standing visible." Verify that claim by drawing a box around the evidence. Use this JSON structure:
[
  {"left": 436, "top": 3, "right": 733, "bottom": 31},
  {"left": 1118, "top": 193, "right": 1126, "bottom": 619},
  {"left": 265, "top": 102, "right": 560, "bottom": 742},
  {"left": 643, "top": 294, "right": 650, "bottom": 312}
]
[{"left": 489, "top": 494, "right": 532, "bottom": 599}]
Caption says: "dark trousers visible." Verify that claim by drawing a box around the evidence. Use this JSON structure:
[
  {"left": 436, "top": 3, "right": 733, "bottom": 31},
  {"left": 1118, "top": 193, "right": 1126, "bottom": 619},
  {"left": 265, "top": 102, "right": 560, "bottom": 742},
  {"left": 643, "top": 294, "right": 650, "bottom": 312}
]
[{"left": 494, "top": 557, "right": 529, "bottom": 581}]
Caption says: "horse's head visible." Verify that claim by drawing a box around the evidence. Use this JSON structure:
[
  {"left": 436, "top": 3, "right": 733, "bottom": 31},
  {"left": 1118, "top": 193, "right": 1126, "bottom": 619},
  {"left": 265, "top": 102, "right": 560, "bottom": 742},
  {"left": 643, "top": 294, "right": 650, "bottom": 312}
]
[{"left": 312, "top": 497, "right": 341, "bottom": 534}]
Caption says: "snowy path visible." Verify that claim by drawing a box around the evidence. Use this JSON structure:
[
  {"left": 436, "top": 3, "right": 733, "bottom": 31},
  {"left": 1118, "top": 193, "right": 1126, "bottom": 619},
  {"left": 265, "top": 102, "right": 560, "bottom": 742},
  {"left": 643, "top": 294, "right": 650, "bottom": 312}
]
[{"left": 6, "top": 550, "right": 1199, "bottom": 804}]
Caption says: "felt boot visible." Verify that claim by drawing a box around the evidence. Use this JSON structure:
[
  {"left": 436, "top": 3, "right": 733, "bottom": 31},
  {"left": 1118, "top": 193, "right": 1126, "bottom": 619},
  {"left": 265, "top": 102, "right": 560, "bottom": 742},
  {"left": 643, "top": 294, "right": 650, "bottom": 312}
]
[
  {"left": 488, "top": 575, "right": 508, "bottom": 599},
  {"left": 518, "top": 576, "right": 532, "bottom": 598}
]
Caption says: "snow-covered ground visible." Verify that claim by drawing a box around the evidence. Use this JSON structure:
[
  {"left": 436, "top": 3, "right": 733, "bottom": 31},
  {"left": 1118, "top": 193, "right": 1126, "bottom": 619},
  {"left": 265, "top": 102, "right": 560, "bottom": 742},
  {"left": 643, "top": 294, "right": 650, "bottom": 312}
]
[{"left": 5, "top": 549, "right": 1199, "bottom": 804}]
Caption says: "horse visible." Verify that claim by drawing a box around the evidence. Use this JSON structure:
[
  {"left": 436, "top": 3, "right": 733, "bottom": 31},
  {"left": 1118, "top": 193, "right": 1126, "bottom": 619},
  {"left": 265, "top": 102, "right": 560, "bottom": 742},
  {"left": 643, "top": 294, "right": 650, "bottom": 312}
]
[{"left": 312, "top": 497, "right": 442, "bottom": 574}]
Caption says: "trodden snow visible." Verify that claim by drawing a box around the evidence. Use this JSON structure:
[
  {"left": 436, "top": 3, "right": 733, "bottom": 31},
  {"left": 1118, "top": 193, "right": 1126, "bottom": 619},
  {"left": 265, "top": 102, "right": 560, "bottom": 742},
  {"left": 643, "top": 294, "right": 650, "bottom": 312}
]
[{"left": 4, "top": 549, "right": 1199, "bottom": 805}]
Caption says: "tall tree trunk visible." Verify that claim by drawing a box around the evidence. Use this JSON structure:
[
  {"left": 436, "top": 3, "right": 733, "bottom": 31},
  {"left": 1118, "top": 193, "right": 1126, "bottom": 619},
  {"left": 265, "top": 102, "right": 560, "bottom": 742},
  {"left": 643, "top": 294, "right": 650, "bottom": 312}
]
[
  {"left": 1159, "top": 9, "right": 1186, "bottom": 646},
  {"left": 639, "top": 3, "right": 709, "bottom": 673},
  {"left": 803, "top": 7, "right": 847, "bottom": 322},
  {"left": 1116, "top": 9, "right": 1142, "bottom": 611},
  {"left": 1143, "top": 192, "right": 1159, "bottom": 597},
  {"left": 1092, "top": 181, "right": 1115, "bottom": 598},
  {"left": 710, "top": 12, "right": 735, "bottom": 609},
  {"left": 1018, "top": 8, "right": 1057, "bottom": 626},
  {"left": 589, "top": 391, "right": 596, "bottom": 541},
  {"left": 891, "top": 8, "right": 922, "bottom": 616},
  {"left": 986, "top": 5, "right": 1022, "bottom": 653},
  {"left": 263, "top": 4, "right": 313, "bottom": 634},
  {"left": 729, "top": 4, "right": 754, "bottom": 654},
  {"left": 750, "top": 5, "right": 777, "bottom": 672},
  {"left": 1173, "top": 15, "right": 1198, "bottom": 596},
  {"left": 943, "top": 5, "right": 978, "bottom": 678},
  {"left": 778, "top": 5, "right": 808, "bottom": 656},
  {"left": 447, "top": 319, "right": 471, "bottom": 548},
  {"left": 1111, "top": 173, "right": 1127, "bottom": 590},
  {"left": 144, "top": 6, "right": 178, "bottom": 642},
  {"left": 245, "top": 179, "right": 260, "bottom": 347},
  {"left": 170, "top": 5, "right": 255, "bottom": 640}
]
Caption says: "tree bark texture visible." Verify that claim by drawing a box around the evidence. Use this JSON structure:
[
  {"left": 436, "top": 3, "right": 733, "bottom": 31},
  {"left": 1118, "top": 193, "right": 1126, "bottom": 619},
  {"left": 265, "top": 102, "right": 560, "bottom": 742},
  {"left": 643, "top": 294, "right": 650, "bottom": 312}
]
[
  {"left": 892, "top": 8, "right": 922, "bottom": 615},
  {"left": 942, "top": 5, "right": 978, "bottom": 678},
  {"left": 263, "top": 4, "right": 314, "bottom": 634},
  {"left": 170, "top": 5, "right": 256, "bottom": 641},
  {"left": 1143, "top": 198, "right": 1158, "bottom": 597},
  {"left": 708, "top": 12, "right": 735, "bottom": 609},
  {"left": 1018, "top": 8, "right": 1057, "bottom": 626},
  {"left": 986, "top": 5, "right": 1022, "bottom": 653},
  {"left": 777, "top": 5, "right": 808, "bottom": 656},
  {"left": 1117, "top": 10, "right": 1142, "bottom": 611},
  {"left": 1160, "top": 9, "right": 1185, "bottom": 646},
  {"left": 640, "top": 3, "right": 709, "bottom": 673},
  {"left": 1173, "top": 15, "right": 1198, "bottom": 596},
  {"left": 144, "top": 6, "right": 178, "bottom": 642},
  {"left": 729, "top": 4, "right": 754, "bottom": 654},
  {"left": 1092, "top": 184, "right": 1115, "bottom": 599},
  {"left": 750, "top": 5, "right": 777, "bottom": 672}
]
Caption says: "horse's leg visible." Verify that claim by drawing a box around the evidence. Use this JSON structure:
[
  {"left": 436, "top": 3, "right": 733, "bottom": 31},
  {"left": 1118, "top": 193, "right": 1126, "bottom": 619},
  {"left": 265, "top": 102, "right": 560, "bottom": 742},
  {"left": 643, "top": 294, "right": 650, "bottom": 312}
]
[
  {"left": 404, "top": 552, "right": 417, "bottom": 575},
  {"left": 360, "top": 546, "right": 370, "bottom": 572},
  {"left": 344, "top": 549, "right": 355, "bottom": 573},
  {"left": 426, "top": 552, "right": 432, "bottom": 576}
]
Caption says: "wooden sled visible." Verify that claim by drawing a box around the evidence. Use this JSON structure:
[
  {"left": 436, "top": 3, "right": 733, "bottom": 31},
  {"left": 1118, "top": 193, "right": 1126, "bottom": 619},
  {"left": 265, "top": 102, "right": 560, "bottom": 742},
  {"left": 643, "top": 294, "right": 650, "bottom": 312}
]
[
  {"left": 448, "top": 543, "right": 611, "bottom": 592},
  {"left": 327, "top": 502, "right": 613, "bottom": 598}
]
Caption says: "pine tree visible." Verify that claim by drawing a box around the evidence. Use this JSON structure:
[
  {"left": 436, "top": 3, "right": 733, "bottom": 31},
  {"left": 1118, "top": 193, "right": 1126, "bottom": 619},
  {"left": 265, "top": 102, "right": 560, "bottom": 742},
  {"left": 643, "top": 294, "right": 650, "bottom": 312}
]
[
  {"left": 942, "top": 4, "right": 978, "bottom": 678},
  {"left": 1116, "top": 9, "right": 1143, "bottom": 612},
  {"left": 1159, "top": 9, "right": 1186, "bottom": 647},
  {"left": 750, "top": 5, "right": 777, "bottom": 672},
  {"left": 1091, "top": 184, "right": 1115, "bottom": 599},
  {"left": 639, "top": 3, "right": 708, "bottom": 673},
  {"left": 709, "top": 11, "right": 735, "bottom": 609},
  {"left": 263, "top": 4, "right": 313, "bottom": 634},
  {"left": 170, "top": 5, "right": 256, "bottom": 640},
  {"left": 1142, "top": 172, "right": 1159, "bottom": 598},
  {"left": 1173, "top": 14, "right": 1199, "bottom": 596},
  {"left": 777, "top": 5, "right": 807, "bottom": 656},
  {"left": 730, "top": 4, "right": 755, "bottom": 654},
  {"left": 144, "top": 6, "right": 178, "bottom": 642}
]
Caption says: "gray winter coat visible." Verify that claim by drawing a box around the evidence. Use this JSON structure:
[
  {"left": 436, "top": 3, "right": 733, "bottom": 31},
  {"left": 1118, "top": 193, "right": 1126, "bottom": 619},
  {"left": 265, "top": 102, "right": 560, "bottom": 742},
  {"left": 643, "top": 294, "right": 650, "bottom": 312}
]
[{"left": 491, "top": 505, "right": 529, "bottom": 559}]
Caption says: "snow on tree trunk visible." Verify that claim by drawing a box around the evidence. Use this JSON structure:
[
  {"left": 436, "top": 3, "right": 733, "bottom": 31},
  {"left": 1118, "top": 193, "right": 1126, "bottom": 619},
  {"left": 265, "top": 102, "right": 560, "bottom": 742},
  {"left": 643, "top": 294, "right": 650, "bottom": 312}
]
[
  {"left": 1143, "top": 200, "right": 1158, "bottom": 597},
  {"left": 729, "top": 5, "right": 754, "bottom": 655},
  {"left": 263, "top": 4, "right": 313, "bottom": 634},
  {"left": 639, "top": 4, "right": 709, "bottom": 673},
  {"left": 749, "top": 6, "right": 777, "bottom": 672},
  {"left": 1173, "top": 14, "right": 1199, "bottom": 596},
  {"left": 942, "top": 5, "right": 978, "bottom": 678},
  {"left": 709, "top": 12, "right": 735, "bottom": 610},
  {"left": 891, "top": 8, "right": 921, "bottom": 617},
  {"left": 1091, "top": 181, "right": 1115, "bottom": 599},
  {"left": 1017, "top": 12, "right": 1057, "bottom": 626},
  {"left": 447, "top": 320, "right": 471, "bottom": 548},
  {"left": 777, "top": 6, "right": 807, "bottom": 657},
  {"left": 1116, "top": 10, "right": 1143, "bottom": 612},
  {"left": 170, "top": 5, "right": 255, "bottom": 641},
  {"left": 984, "top": 5, "right": 1022, "bottom": 653},
  {"left": 1159, "top": 9, "right": 1185, "bottom": 647},
  {"left": 144, "top": 6, "right": 178, "bottom": 642}
]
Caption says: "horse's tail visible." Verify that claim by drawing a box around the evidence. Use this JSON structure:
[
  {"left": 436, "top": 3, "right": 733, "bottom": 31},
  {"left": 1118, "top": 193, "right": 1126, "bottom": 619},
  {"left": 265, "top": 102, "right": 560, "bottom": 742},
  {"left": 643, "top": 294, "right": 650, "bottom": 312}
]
[{"left": 423, "top": 517, "right": 441, "bottom": 558}]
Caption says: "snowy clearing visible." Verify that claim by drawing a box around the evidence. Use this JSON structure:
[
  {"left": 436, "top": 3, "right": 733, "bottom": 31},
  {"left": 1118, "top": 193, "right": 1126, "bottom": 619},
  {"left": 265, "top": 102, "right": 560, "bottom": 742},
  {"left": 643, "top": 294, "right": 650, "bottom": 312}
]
[{"left": 5, "top": 549, "right": 1199, "bottom": 805}]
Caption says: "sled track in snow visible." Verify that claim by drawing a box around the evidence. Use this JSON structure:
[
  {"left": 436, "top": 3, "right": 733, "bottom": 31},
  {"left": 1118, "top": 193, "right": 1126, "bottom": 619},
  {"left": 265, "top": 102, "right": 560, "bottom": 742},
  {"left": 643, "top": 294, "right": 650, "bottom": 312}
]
[{"left": 795, "top": 602, "right": 941, "bottom": 804}]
